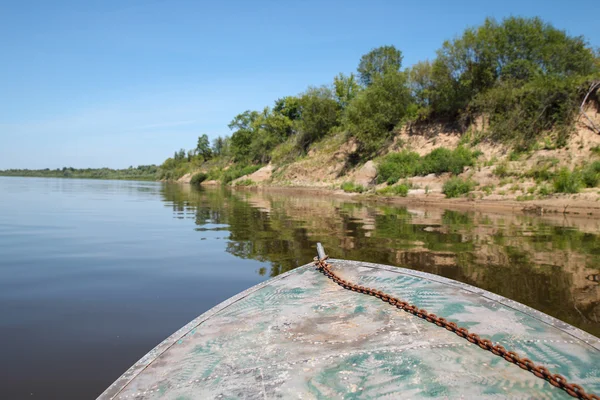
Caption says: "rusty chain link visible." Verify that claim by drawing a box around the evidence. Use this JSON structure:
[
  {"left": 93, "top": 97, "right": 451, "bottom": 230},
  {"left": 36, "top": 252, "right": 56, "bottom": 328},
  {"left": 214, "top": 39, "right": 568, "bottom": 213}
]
[{"left": 314, "top": 255, "right": 599, "bottom": 400}]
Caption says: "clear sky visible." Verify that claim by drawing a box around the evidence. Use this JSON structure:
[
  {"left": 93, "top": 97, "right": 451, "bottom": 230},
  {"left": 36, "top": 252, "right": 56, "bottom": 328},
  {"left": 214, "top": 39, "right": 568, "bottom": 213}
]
[{"left": 1, "top": 0, "right": 598, "bottom": 169}]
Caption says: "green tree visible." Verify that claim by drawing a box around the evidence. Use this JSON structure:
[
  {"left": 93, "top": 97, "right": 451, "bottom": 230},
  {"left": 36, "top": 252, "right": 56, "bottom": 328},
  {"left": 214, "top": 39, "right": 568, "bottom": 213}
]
[
  {"left": 333, "top": 73, "right": 361, "bottom": 110},
  {"left": 273, "top": 96, "right": 301, "bottom": 121},
  {"left": 344, "top": 70, "right": 412, "bottom": 154},
  {"left": 407, "top": 61, "right": 434, "bottom": 118},
  {"left": 357, "top": 45, "right": 403, "bottom": 86},
  {"left": 212, "top": 136, "right": 229, "bottom": 157},
  {"left": 249, "top": 107, "right": 292, "bottom": 164},
  {"left": 429, "top": 16, "right": 597, "bottom": 120},
  {"left": 295, "top": 86, "right": 340, "bottom": 150},
  {"left": 174, "top": 149, "right": 186, "bottom": 161},
  {"left": 196, "top": 134, "right": 212, "bottom": 161},
  {"left": 229, "top": 110, "right": 260, "bottom": 162}
]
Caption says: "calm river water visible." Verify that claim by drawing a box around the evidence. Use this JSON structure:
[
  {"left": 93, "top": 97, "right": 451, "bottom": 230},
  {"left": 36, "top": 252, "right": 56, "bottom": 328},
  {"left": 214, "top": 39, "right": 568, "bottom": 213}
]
[{"left": 1, "top": 177, "right": 599, "bottom": 399}]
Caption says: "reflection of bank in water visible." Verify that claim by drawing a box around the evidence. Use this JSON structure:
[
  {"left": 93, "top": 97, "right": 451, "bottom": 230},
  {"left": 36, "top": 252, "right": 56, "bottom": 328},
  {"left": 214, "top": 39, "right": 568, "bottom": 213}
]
[
  {"left": 99, "top": 250, "right": 600, "bottom": 399},
  {"left": 160, "top": 185, "right": 600, "bottom": 337}
]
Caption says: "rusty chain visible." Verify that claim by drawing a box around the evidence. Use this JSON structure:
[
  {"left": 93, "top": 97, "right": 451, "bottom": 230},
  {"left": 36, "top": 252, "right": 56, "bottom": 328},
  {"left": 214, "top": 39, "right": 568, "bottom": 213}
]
[{"left": 314, "top": 255, "right": 599, "bottom": 400}]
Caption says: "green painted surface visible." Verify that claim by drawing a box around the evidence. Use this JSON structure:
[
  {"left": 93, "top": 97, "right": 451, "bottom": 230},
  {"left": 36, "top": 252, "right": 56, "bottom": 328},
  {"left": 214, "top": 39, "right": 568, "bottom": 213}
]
[{"left": 99, "top": 260, "right": 600, "bottom": 399}]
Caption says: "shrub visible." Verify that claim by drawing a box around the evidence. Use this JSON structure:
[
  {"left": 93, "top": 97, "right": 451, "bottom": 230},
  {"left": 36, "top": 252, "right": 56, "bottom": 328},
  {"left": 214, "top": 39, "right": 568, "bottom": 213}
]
[
  {"left": 582, "top": 161, "right": 600, "bottom": 188},
  {"left": 443, "top": 177, "right": 475, "bottom": 198},
  {"left": 481, "top": 185, "right": 495, "bottom": 195},
  {"left": 341, "top": 182, "right": 366, "bottom": 193},
  {"left": 376, "top": 151, "right": 421, "bottom": 183},
  {"left": 508, "top": 151, "right": 522, "bottom": 161},
  {"left": 234, "top": 179, "right": 255, "bottom": 186},
  {"left": 190, "top": 172, "right": 208, "bottom": 185},
  {"left": 493, "top": 162, "right": 511, "bottom": 178},
  {"left": 538, "top": 185, "right": 553, "bottom": 196},
  {"left": 377, "top": 147, "right": 479, "bottom": 184},
  {"left": 420, "top": 147, "right": 479, "bottom": 175},
  {"left": 525, "top": 158, "right": 559, "bottom": 182},
  {"left": 222, "top": 164, "right": 261, "bottom": 183},
  {"left": 377, "top": 183, "right": 409, "bottom": 197},
  {"left": 553, "top": 168, "right": 582, "bottom": 193}
]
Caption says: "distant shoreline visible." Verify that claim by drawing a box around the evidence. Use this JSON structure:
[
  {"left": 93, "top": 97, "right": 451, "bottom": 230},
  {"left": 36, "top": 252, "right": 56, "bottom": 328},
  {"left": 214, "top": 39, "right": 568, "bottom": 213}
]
[
  {"left": 0, "top": 174, "right": 157, "bottom": 182},
  {"left": 4, "top": 171, "right": 600, "bottom": 219}
]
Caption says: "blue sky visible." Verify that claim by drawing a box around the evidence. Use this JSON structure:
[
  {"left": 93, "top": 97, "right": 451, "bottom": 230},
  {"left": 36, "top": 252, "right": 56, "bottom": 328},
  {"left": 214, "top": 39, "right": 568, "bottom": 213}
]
[{"left": 1, "top": 0, "right": 598, "bottom": 169}]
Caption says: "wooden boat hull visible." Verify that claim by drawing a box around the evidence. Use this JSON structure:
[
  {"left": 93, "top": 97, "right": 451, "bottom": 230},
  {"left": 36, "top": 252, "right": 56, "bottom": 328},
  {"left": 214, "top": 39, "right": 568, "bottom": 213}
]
[{"left": 99, "top": 259, "right": 600, "bottom": 399}]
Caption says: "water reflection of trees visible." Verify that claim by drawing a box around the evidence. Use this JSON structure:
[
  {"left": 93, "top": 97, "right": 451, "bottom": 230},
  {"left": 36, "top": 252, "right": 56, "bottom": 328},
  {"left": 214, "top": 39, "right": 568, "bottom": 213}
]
[{"left": 160, "top": 184, "right": 600, "bottom": 336}]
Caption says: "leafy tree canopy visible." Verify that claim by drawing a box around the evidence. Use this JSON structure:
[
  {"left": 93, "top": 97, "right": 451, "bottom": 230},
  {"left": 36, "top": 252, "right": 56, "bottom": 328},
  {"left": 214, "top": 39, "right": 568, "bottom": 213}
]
[
  {"left": 357, "top": 45, "right": 403, "bottom": 86},
  {"left": 196, "top": 134, "right": 212, "bottom": 161}
]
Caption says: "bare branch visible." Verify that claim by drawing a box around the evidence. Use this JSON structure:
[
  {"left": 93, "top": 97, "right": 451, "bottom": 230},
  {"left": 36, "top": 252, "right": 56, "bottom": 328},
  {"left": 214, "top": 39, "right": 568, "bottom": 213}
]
[{"left": 579, "top": 81, "right": 600, "bottom": 134}]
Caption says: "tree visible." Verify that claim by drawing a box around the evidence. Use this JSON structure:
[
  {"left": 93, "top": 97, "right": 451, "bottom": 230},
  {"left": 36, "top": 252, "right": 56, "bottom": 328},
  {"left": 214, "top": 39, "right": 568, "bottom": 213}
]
[
  {"left": 333, "top": 73, "right": 361, "bottom": 110},
  {"left": 248, "top": 107, "right": 291, "bottom": 164},
  {"left": 408, "top": 61, "right": 434, "bottom": 108},
  {"left": 196, "top": 134, "right": 212, "bottom": 161},
  {"left": 174, "top": 149, "right": 186, "bottom": 161},
  {"left": 273, "top": 96, "right": 301, "bottom": 121},
  {"left": 344, "top": 70, "right": 412, "bottom": 154},
  {"left": 212, "top": 136, "right": 227, "bottom": 156},
  {"left": 357, "top": 45, "right": 403, "bottom": 86},
  {"left": 229, "top": 110, "right": 260, "bottom": 162},
  {"left": 429, "top": 16, "right": 598, "bottom": 119},
  {"left": 295, "top": 86, "right": 340, "bottom": 150},
  {"left": 187, "top": 149, "right": 195, "bottom": 162}
]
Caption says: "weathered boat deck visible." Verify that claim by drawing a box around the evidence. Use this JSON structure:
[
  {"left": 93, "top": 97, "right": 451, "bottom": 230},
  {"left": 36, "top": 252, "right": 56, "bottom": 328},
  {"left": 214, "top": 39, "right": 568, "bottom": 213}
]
[{"left": 99, "top": 260, "right": 600, "bottom": 399}]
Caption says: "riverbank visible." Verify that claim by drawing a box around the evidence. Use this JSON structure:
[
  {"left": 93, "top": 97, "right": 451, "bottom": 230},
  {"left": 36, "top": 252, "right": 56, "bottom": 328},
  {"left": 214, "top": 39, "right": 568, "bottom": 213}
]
[
  {"left": 189, "top": 116, "right": 600, "bottom": 218},
  {"left": 224, "top": 183, "right": 600, "bottom": 220}
]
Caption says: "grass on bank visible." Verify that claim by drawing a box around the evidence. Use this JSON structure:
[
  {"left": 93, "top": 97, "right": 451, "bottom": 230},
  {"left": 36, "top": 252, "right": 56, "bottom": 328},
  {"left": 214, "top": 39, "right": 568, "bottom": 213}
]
[
  {"left": 201, "top": 164, "right": 262, "bottom": 184},
  {"left": 234, "top": 179, "right": 255, "bottom": 186},
  {"left": 377, "top": 183, "right": 409, "bottom": 197},
  {"left": 341, "top": 181, "right": 366, "bottom": 193},
  {"left": 377, "top": 147, "right": 480, "bottom": 184}
]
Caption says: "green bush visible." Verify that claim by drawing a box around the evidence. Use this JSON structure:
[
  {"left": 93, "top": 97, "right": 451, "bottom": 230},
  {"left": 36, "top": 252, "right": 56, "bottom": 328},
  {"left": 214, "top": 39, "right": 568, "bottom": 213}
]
[
  {"left": 481, "top": 185, "right": 495, "bottom": 195},
  {"left": 553, "top": 168, "right": 582, "bottom": 193},
  {"left": 525, "top": 158, "right": 559, "bottom": 182},
  {"left": 222, "top": 164, "right": 261, "bottom": 184},
  {"left": 582, "top": 161, "right": 600, "bottom": 188},
  {"left": 234, "top": 179, "right": 255, "bottom": 186},
  {"left": 538, "top": 185, "right": 553, "bottom": 196},
  {"left": 377, "top": 147, "right": 479, "bottom": 184},
  {"left": 341, "top": 182, "right": 366, "bottom": 193},
  {"left": 190, "top": 172, "right": 208, "bottom": 185},
  {"left": 493, "top": 162, "right": 511, "bottom": 178},
  {"left": 377, "top": 151, "right": 421, "bottom": 183},
  {"left": 377, "top": 183, "right": 409, "bottom": 197},
  {"left": 508, "top": 151, "right": 522, "bottom": 161},
  {"left": 443, "top": 177, "right": 475, "bottom": 198},
  {"left": 421, "top": 146, "right": 480, "bottom": 175}
]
